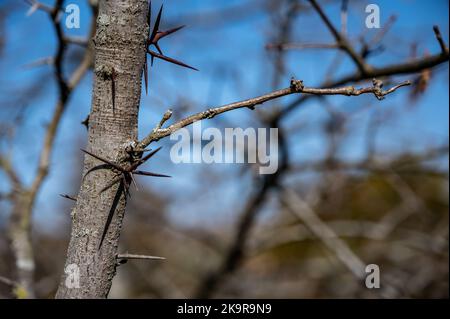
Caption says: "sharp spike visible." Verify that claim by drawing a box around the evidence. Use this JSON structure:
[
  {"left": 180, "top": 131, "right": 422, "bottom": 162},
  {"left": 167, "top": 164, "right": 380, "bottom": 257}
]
[
  {"left": 154, "top": 42, "right": 163, "bottom": 55},
  {"left": 133, "top": 170, "right": 171, "bottom": 178},
  {"left": 129, "top": 146, "right": 163, "bottom": 171},
  {"left": 130, "top": 173, "right": 139, "bottom": 191},
  {"left": 153, "top": 25, "right": 186, "bottom": 43},
  {"left": 144, "top": 55, "right": 148, "bottom": 95},
  {"left": 147, "top": 0, "right": 152, "bottom": 31},
  {"left": 149, "top": 4, "right": 163, "bottom": 43},
  {"left": 81, "top": 149, "right": 124, "bottom": 172},
  {"left": 99, "top": 175, "right": 122, "bottom": 193},
  {"left": 148, "top": 50, "right": 199, "bottom": 71}
]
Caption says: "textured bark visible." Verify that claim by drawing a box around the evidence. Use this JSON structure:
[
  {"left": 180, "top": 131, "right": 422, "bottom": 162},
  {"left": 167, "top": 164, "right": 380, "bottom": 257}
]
[
  {"left": 56, "top": 0, "right": 147, "bottom": 298},
  {"left": 8, "top": 191, "right": 35, "bottom": 298}
]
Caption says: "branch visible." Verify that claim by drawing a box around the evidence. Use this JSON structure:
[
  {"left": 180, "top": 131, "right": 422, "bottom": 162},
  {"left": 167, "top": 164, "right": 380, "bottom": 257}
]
[
  {"left": 282, "top": 188, "right": 366, "bottom": 279},
  {"left": 308, "top": 0, "right": 370, "bottom": 74},
  {"left": 0, "top": 155, "right": 22, "bottom": 191},
  {"left": 433, "top": 25, "right": 448, "bottom": 54},
  {"left": 280, "top": 49, "right": 449, "bottom": 119},
  {"left": 29, "top": 21, "right": 95, "bottom": 201},
  {"left": 138, "top": 78, "right": 410, "bottom": 149},
  {"left": 24, "top": 0, "right": 54, "bottom": 15}
]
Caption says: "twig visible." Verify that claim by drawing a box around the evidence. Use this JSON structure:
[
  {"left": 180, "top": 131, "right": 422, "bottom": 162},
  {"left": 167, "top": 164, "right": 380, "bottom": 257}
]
[
  {"left": 138, "top": 78, "right": 410, "bottom": 149},
  {"left": 0, "top": 275, "right": 17, "bottom": 288},
  {"left": 266, "top": 42, "right": 338, "bottom": 51},
  {"left": 433, "top": 25, "right": 448, "bottom": 54},
  {"left": 340, "top": 0, "right": 348, "bottom": 35},
  {"left": 308, "top": 0, "right": 370, "bottom": 74},
  {"left": 24, "top": 0, "right": 53, "bottom": 15},
  {"left": 279, "top": 49, "right": 449, "bottom": 119},
  {"left": 282, "top": 187, "right": 366, "bottom": 279}
]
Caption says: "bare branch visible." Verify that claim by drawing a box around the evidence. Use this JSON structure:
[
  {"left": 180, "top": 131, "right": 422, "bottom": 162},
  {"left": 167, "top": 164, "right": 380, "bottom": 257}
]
[
  {"left": 282, "top": 188, "right": 366, "bottom": 279},
  {"left": 280, "top": 50, "right": 449, "bottom": 119},
  {"left": 433, "top": 25, "right": 448, "bottom": 54},
  {"left": 139, "top": 78, "right": 410, "bottom": 149},
  {"left": 308, "top": 0, "right": 370, "bottom": 74}
]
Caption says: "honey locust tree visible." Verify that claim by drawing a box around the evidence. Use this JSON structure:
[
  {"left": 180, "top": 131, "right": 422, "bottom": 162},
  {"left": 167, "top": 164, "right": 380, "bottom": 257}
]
[{"left": 54, "top": 0, "right": 447, "bottom": 298}]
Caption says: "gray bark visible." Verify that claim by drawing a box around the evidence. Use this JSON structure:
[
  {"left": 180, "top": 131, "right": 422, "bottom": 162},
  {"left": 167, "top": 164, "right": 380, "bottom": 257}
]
[
  {"left": 8, "top": 191, "right": 35, "bottom": 298},
  {"left": 56, "top": 0, "right": 148, "bottom": 298}
]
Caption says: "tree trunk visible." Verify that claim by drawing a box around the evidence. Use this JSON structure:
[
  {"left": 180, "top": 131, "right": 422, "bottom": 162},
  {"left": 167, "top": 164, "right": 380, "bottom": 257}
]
[
  {"left": 8, "top": 191, "right": 35, "bottom": 298},
  {"left": 55, "top": 0, "right": 148, "bottom": 298}
]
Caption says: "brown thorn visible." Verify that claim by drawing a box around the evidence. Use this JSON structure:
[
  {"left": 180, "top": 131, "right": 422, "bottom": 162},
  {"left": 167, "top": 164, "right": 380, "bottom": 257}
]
[
  {"left": 433, "top": 25, "right": 448, "bottom": 54},
  {"left": 111, "top": 68, "right": 116, "bottom": 114},
  {"left": 144, "top": 56, "right": 148, "bottom": 95},
  {"left": 129, "top": 146, "right": 163, "bottom": 171},
  {"left": 133, "top": 170, "right": 171, "bottom": 178},
  {"left": 154, "top": 42, "right": 163, "bottom": 55},
  {"left": 152, "top": 25, "right": 186, "bottom": 43},
  {"left": 130, "top": 173, "right": 139, "bottom": 191},
  {"left": 149, "top": 4, "right": 163, "bottom": 43},
  {"left": 81, "top": 149, "right": 124, "bottom": 172},
  {"left": 99, "top": 175, "right": 122, "bottom": 194},
  {"left": 60, "top": 194, "right": 77, "bottom": 201},
  {"left": 147, "top": 0, "right": 152, "bottom": 38},
  {"left": 148, "top": 50, "right": 198, "bottom": 71}
]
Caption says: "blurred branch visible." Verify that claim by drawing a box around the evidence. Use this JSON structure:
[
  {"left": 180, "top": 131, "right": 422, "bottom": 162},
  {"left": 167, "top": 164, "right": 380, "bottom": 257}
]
[
  {"left": 195, "top": 123, "right": 289, "bottom": 298},
  {"left": 282, "top": 187, "right": 366, "bottom": 279},
  {"left": 433, "top": 25, "right": 448, "bottom": 55},
  {"left": 281, "top": 187, "right": 400, "bottom": 298},
  {"left": 308, "top": 0, "right": 370, "bottom": 74},
  {"left": 0, "top": 1, "right": 97, "bottom": 298},
  {"left": 289, "top": 144, "right": 449, "bottom": 175},
  {"left": 278, "top": 30, "right": 449, "bottom": 119}
]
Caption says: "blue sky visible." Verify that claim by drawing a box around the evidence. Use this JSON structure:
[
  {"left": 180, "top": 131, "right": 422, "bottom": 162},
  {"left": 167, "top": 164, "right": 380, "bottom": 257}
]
[{"left": 0, "top": 0, "right": 448, "bottom": 231}]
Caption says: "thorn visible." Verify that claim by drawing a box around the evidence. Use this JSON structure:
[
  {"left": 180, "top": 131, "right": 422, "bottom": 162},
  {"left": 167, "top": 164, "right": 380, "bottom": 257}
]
[
  {"left": 152, "top": 25, "right": 186, "bottom": 43},
  {"left": 151, "top": 54, "right": 155, "bottom": 67},
  {"left": 111, "top": 68, "right": 116, "bottom": 114},
  {"left": 60, "top": 194, "right": 77, "bottom": 201},
  {"left": 144, "top": 56, "right": 148, "bottom": 95},
  {"left": 81, "top": 114, "right": 90, "bottom": 130},
  {"left": 148, "top": 50, "right": 199, "bottom": 71},
  {"left": 81, "top": 149, "right": 124, "bottom": 172},
  {"left": 147, "top": 0, "right": 152, "bottom": 38},
  {"left": 117, "top": 253, "right": 166, "bottom": 261},
  {"left": 133, "top": 170, "right": 171, "bottom": 178},
  {"left": 99, "top": 175, "right": 122, "bottom": 193},
  {"left": 130, "top": 173, "right": 139, "bottom": 191},
  {"left": 154, "top": 42, "right": 163, "bottom": 55},
  {"left": 129, "top": 146, "right": 163, "bottom": 171},
  {"left": 122, "top": 174, "right": 132, "bottom": 199},
  {"left": 149, "top": 4, "right": 164, "bottom": 43}
]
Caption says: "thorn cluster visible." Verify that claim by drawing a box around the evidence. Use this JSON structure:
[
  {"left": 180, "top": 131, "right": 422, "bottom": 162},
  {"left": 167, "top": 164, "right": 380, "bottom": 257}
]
[
  {"left": 143, "top": 1, "right": 198, "bottom": 94},
  {"left": 81, "top": 146, "right": 170, "bottom": 198}
]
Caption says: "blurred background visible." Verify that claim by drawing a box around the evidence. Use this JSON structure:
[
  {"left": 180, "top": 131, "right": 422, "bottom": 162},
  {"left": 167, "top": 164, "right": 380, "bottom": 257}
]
[{"left": 0, "top": 0, "right": 448, "bottom": 298}]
